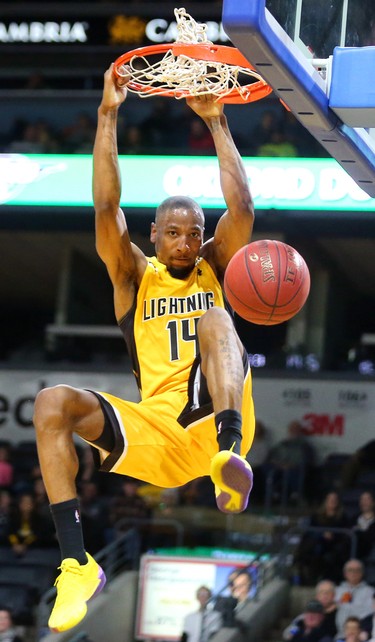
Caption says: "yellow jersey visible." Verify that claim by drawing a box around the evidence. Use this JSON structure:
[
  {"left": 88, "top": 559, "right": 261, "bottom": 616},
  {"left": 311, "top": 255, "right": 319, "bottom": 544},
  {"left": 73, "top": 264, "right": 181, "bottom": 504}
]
[{"left": 119, "top": 256, "right": 225, "bottom": 399}]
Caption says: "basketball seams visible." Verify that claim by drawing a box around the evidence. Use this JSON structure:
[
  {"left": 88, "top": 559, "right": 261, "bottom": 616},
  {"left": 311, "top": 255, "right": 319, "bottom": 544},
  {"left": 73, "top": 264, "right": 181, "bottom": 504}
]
[
  {"left": 225, "top": 246, "right": 276, "bottom": 324},
  {"left": 244, "top": 246, "right": 267, "bottom": 304},
  {"left": 272, "top": 239, "right": 282, "bottom": 312},
  {"left": 224, "top": 240, "right": 310, "bottom": 325},
  {"left": 279, "top": 242, "right": 307, "bottom": 308},
  {"left": 224, "top": 250, "right": 271, "bottom": 316}
]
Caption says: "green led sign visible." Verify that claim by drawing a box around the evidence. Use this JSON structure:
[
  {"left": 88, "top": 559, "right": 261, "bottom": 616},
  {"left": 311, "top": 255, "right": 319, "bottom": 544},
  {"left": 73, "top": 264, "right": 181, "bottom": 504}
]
[{"left": 0, "top": 153, "right": 374, "bottom": 211}]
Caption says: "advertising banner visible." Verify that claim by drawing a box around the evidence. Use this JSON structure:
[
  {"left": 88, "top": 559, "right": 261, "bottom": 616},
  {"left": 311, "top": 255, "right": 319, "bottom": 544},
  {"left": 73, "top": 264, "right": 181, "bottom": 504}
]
[
  {"left": 1, "top": 154, "right": 374, "bottom": 210},
  {"left": 1, "top": 369, "right": 374, "bottom": 463}
]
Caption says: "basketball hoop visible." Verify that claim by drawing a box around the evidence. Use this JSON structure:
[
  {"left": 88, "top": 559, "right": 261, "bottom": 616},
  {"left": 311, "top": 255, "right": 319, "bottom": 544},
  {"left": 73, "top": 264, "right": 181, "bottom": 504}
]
[{"left": 112, "top": 8, "right": 272, "bottom": 104}]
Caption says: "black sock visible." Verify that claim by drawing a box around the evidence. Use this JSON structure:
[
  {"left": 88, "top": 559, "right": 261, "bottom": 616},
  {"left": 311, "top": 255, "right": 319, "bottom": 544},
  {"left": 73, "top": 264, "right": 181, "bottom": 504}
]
[
  {"left": 215, "top": 409, "right": 242, "bottom": 455},
  {"left": 50, "top": 498, "right": 87, "bottom": 565}
]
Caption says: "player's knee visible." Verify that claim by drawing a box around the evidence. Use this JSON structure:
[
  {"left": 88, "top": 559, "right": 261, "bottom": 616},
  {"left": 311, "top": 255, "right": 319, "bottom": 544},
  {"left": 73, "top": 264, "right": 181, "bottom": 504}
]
[
  {"left": 33, "top": 384, "right": 76, "bottom": 430},
  {"left": 198, "top": 307, "right": 233, "bottom": 338}
]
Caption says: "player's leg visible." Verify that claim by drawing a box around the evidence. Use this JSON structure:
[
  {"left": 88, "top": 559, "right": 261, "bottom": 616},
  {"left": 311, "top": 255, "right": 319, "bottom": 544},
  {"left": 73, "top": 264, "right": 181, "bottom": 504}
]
[
  {"left": 198, "top": 307, "right": 244, "bottom": 417},
  {"left": 33, "top": 385, "right": 107, "bottom": 632},
  {"left": 197, "top": 307, "right": 254, "bottom": 513},
  {"left": 34, "top": 385, "right": 105, "bottom": 504}
]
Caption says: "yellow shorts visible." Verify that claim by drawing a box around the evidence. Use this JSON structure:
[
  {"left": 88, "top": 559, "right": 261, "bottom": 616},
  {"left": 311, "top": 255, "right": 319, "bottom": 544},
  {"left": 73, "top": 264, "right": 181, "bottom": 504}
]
[{"left": 86, "top": 355, "right": 255, "bottom": 488}]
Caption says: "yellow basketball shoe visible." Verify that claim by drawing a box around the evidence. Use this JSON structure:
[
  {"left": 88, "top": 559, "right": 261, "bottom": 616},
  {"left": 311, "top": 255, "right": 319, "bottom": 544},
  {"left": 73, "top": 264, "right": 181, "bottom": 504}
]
[
  {"left": 210, "top": 450, "right": 253, "bottom": 513},
  {"left": 48, "top": 553, "right": 106, "bottom": 633}
]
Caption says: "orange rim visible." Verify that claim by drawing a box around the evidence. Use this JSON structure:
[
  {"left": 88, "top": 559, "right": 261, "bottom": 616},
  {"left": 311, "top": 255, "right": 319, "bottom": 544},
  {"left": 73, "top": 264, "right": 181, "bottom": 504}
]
[{"left": 113, "top": 43, "right": 272, "bottom": 104}]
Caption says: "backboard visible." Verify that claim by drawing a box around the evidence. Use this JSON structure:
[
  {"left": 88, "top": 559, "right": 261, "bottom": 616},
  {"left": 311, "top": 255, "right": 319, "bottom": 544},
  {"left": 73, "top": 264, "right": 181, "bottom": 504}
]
[
  {"left": 222, "top": 0, "right": 375, "bottom": 197},
  {"left": 266, "top": 0, "right": 375, "bottom": 59}
]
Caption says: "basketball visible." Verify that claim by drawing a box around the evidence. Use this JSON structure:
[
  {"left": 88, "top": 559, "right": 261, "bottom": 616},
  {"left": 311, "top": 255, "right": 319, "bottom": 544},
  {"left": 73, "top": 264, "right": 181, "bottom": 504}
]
[{"left": 224, "top": 240, "right": 310, "bottom": 325}]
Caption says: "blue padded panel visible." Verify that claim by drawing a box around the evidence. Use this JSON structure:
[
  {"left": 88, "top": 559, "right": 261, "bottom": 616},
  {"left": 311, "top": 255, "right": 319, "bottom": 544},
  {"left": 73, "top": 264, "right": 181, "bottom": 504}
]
[{"left": 330, "top": 47, "right": 375, "bottom": 127}]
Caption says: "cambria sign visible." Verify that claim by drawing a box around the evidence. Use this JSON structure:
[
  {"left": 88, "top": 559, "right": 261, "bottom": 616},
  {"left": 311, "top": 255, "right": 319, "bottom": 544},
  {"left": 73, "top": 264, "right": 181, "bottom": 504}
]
[{"left": 0, "top": 13, "right": 228, "bottom": 46}]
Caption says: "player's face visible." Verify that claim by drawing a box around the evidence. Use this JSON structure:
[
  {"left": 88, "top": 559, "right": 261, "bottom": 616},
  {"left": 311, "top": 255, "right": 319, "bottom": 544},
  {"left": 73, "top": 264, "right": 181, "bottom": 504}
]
[{"left": 151, "top": 207, "right": 204, "bottom": 278}]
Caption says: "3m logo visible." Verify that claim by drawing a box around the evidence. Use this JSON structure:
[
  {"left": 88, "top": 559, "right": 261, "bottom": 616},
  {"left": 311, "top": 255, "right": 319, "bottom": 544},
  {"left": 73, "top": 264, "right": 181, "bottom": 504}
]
[{"left": 302, "top": 413, "right": 344, "bottom": 436}]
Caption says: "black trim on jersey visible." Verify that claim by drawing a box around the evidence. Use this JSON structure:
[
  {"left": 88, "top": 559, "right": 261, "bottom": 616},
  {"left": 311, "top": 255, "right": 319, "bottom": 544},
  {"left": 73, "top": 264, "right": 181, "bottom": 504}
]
[
  {"left": 178, "top": 355, "right": 214, "bottom": 428},
  {"left": 85, "top": 390, "right": 126, "bottom": 473},
  {"left": 223, "top": 293, "right": 235, "bottom": 319},
  {"left": 119, "top": 301, "right": 142, "bottom": 394},
  {"left": 178, "top": 347, "right": 249, "bottom": 429}
]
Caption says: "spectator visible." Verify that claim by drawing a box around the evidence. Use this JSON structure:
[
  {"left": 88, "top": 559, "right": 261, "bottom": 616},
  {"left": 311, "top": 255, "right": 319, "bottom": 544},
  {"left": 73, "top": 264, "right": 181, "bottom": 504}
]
[
  {"left": 351, "top": 491, "right": 375, "bottom": 560},
  {"left": 315, "top": 580, "right": 339, "bottom": 638},
  {"left": 265, "top": 420, "right": 315, "bottom": 504},
  {"left": 250, "top": 109, "right": 281, "bottom": 151},
  {"left": 180, "top": 477, "right": 216, "bottom": 508},
  {"left": 157, "top": 487, "right": 180, "bottom": 516},
  {"left": 6, "top": 122, "right": 45, "bottom": 153},
  {"left": 33, "top": 119, "right": 60, "bottom": 153},
  {"left": 294, "top": 491, "right": 350, "bottom": 584},
  {"left": 141, "top": 98, "right": 175, "bottom": 151},
  {"left": 228, "top": 570, "right": 254, "bottom": 637},
  {"left": 335, "top": 559, "right": 374, "bottom": 639},
  {"left": 283, "top": 580, "right": 338, "bottom": 640},
  {"left": 286, "top": 600, "right": 333, "bottom": 642},
  {"left": 77, "top": 446, "right": 107, "bottom": 493},
  {"left": 341, "top": 440, "right": 375, "bottom": 489},
  {"left": 187, "top": 118, "right": 215, "bottom": 155},
  {"left": 181, "top": 586, "right": 222, "bottom": 642},
  {"left": 363, "top": 592, "right": 375, "bottom": 641},
  {"left": 8, "top": 492, "right": 53, "bottom": 556},
  {"left": 62, "top": 111, "right": 96, "bottom": 153},
  {"left": 108, "top": 476, "right": 151, "bottom": 530},
  {"left": 280, "top": 110, "right": 321, "bottom": 157},
  {"left": 31, "top": 478, "right": 57, "bottom": 547},
  {"left": 214, "top": 568, "right": 253, "bottom": 630},
  {"left": 0, "top": 489, "right": 12, "bottom": 546},
  {"left": 231, "top": 570, "right": 253, "bottom": 614},
  {"left": 0, "top": 445, "right": 13, "bottom": 490},
  {"left": 32, "top": 476, "right": 47, "bottom": 508},
  {"left": 79, "top": 480, "right": 108, "bottom": 554},
  {"left": 77, "top": 446, "right": 98, "bottom": 485},
  {"left": 336, "top": 616, "right": 363, "bottom": 642},
  {"left": 0, "top": 608, "right": 24, "bottom": 642},
  {"left": 256, "top": 130, "right": 298, "bottom": 157},
  {"left": 121, "top": 124, "right": 147, "bottom": 155}
]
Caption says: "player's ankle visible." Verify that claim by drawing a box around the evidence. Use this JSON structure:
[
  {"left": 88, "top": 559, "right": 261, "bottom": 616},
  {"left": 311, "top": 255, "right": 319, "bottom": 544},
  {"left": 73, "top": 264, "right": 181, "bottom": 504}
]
[{"left": 215, "top": 410, "right": 242, "bottom": 454}]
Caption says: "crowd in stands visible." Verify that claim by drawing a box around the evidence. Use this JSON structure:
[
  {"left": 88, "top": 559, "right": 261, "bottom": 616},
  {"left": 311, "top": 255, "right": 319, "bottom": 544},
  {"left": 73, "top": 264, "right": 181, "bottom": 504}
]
[
  {"left": 0, "top": 424, "right": 374, "bottom": 639},
  {"left": 0, "top": 99, "right": 323, "bottom": 158},
  {"left": 182, "top": 561, "right": 375, "bottom": 642},
  {"left": 282, "top": 561, "right": 375, "bottom": 642}
]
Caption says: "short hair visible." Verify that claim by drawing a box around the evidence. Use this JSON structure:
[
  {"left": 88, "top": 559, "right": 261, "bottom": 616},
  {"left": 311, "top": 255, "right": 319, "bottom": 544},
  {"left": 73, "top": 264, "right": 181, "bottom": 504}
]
[
  {"left": 155, "top": 196, "right": 204, "bottom": 222},
  {"left": 344, "top": 559, "right": 364, "bottom": 573},
  {"left": 315, "top": 579, "right": 336, "bottom": 593},
  {"left": 232, "top": 570, "right": 252, "bottom": 586},
  {"left": 196, "top": 586, "right": 212, "bottom": 596},
  {"left": 344, "top": 616, "right": 360, "bottom": 626}
]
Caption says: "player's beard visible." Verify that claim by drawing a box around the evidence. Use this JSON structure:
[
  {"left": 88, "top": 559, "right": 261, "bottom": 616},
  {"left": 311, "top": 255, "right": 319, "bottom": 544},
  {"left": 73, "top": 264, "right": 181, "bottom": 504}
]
[{"left": 167, "top": 265, "right": 193, "bottom": 279}]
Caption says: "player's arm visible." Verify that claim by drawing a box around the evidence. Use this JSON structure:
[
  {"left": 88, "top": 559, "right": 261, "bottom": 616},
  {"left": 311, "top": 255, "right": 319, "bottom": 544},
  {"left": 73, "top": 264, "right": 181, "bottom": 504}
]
[
  {"left": 186, "top": 96, "right": 254, "bottom": 276},
  {"left": 93, "top": 64, "right": 147, "bottom": 320}
]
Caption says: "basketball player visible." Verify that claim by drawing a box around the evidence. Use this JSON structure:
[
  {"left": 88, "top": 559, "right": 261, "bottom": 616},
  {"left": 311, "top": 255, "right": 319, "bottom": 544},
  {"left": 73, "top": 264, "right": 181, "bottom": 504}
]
[{"left": 33, "top": 64, "right": 256, "bottom": 633}]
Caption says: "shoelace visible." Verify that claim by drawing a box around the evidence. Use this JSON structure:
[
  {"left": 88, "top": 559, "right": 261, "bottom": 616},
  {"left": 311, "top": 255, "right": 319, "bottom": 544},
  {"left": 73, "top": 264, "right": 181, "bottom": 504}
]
[{"left": 54, "top": 562, "right": 83, "bottom": 587}]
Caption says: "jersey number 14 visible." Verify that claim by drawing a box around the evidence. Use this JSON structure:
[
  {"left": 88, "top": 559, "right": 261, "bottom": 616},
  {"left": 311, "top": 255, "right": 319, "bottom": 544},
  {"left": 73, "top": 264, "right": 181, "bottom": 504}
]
[{"left": 166, "top": 317, "right": 200, "bottom": 361}]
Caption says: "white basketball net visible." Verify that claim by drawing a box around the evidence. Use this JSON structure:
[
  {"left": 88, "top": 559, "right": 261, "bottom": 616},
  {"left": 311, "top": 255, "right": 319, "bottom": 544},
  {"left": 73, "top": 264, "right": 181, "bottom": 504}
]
[{"left": 116, "top": 8, "right": 265, "bottom": 100}]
